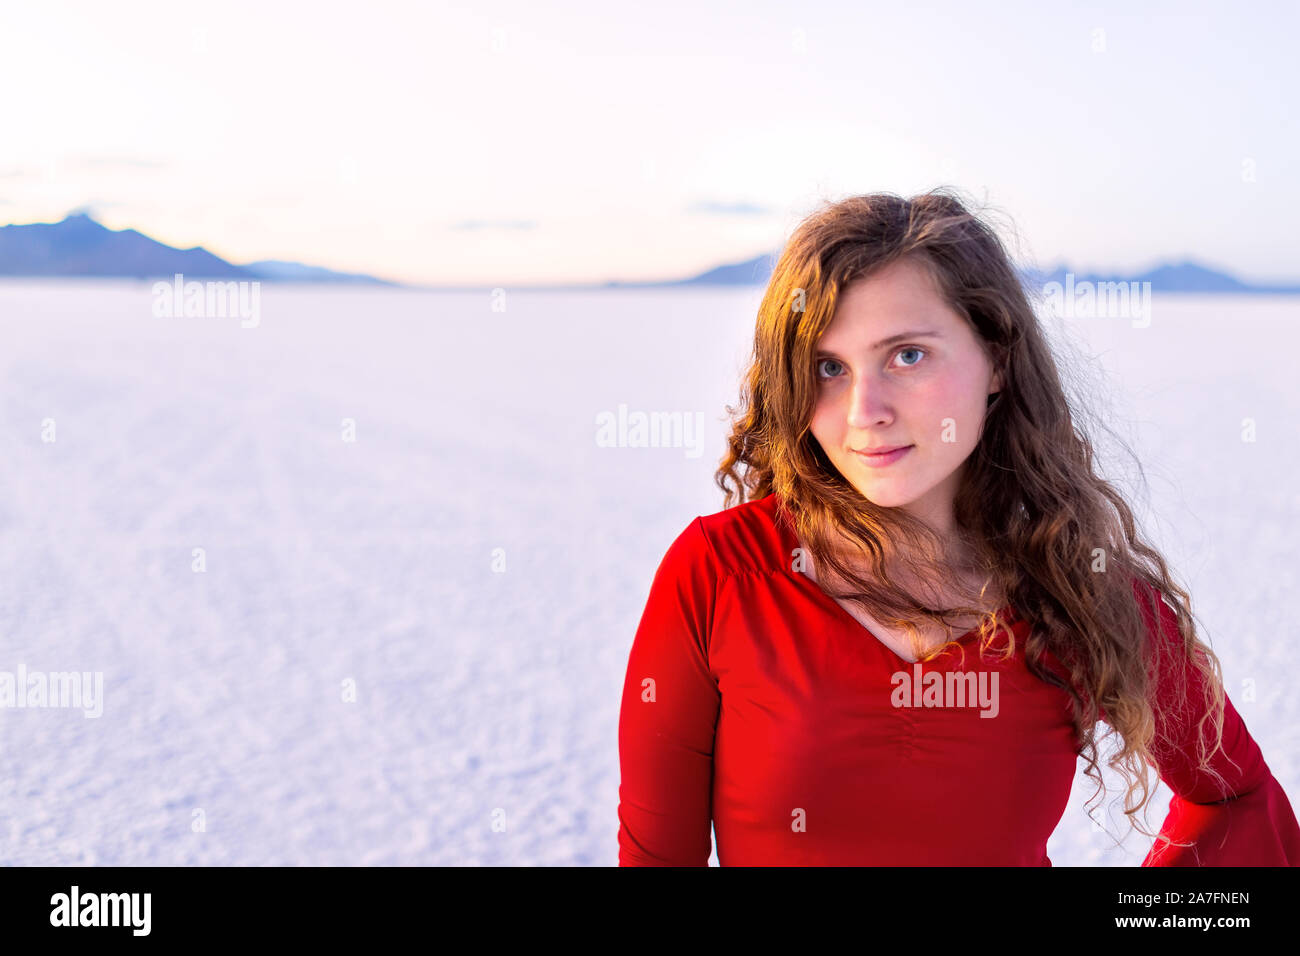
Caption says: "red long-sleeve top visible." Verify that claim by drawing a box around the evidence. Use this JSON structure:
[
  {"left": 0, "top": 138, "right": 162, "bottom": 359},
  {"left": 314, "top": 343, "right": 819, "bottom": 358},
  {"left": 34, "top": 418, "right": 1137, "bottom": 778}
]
[{"left": 617, "top": 492, "right": 1300, "bottom": 865}]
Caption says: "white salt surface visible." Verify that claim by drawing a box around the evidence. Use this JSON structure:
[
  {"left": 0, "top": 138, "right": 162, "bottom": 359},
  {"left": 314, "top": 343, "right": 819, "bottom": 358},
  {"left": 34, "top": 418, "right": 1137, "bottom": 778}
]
[{"left": 0, "top": 281, "right": 1295, "bottom": 865}]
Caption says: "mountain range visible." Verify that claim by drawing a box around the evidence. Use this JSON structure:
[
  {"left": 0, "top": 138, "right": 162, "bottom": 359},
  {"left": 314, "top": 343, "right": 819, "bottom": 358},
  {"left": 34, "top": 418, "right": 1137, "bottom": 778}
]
[
  {"left": 0, "top": 213, "right": 397, "bottom": 285},
  {"left": 602, "top": 254, "right": 1300, "bottom": 294},
  {"left": 2, "top": 212, "right": 1297, "bottom": 293}
]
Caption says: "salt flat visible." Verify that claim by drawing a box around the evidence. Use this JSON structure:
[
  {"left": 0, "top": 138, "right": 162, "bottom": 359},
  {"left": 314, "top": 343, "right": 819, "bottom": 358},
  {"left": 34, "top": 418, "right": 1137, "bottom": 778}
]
[{"left": 0, "top": 280, "right": 1295, "bottom": 865}]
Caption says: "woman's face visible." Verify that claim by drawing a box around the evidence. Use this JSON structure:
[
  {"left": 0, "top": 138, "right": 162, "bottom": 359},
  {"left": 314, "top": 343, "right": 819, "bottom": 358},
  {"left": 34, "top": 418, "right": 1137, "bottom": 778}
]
[{"left": 809, "top": 256, "right": 1001, "bottom": 539}]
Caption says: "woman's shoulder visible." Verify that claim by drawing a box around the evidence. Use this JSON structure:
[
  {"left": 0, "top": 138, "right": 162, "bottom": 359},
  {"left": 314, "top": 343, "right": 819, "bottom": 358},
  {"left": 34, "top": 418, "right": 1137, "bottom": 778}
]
[{"left": 663, "top": 492, "right": 792, "bottom": 583}]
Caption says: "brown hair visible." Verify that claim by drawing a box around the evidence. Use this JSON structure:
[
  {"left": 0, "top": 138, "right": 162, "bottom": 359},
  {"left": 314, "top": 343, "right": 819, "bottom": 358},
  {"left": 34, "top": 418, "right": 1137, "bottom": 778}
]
[{"left": 714, "top": 186, "right": 1232, "bottom": 850}]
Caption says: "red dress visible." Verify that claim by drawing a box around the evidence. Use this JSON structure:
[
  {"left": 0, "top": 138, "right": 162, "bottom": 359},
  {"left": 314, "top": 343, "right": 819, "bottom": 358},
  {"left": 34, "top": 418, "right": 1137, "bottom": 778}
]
[{"left": 617, "top": 492, "right": 1300, "bottom": 865}]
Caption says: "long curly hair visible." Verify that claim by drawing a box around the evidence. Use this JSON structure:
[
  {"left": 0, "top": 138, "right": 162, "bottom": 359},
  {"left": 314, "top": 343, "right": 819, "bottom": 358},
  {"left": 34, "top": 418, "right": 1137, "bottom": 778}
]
[{"left": 714, "top": 186, "right": 1232, "bottom": 850}]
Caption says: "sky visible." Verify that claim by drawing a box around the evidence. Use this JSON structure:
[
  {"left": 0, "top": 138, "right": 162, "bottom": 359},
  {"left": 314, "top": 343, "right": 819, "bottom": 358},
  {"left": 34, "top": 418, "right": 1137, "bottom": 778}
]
[{"left": 1, "top": 0, "right": 1296, "bottom": 286}]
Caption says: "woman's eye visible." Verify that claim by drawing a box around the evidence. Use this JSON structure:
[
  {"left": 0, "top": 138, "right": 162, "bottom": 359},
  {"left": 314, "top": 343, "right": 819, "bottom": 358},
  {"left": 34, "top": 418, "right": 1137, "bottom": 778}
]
[
  {"left": 894, "top": 347, "right": 925, "bottom": 368},
  {"left": 816, "top": 358, "right": 844, "bottom": 380},
  {"left": 817, "top": 349, "right": 924, "bottom": 381}
]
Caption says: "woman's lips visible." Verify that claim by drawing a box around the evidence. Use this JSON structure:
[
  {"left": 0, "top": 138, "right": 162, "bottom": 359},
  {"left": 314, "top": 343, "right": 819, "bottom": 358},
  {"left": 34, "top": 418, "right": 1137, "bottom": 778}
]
[{"left": 852, "top": 444, "right": 913, "bottom": 467}]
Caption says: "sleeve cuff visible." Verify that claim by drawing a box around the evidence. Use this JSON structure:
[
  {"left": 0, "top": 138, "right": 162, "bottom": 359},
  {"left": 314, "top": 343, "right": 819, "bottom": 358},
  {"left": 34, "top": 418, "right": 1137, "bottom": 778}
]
[{"left": 1143, "top": 773, "right": 1300, "bottom": 866}]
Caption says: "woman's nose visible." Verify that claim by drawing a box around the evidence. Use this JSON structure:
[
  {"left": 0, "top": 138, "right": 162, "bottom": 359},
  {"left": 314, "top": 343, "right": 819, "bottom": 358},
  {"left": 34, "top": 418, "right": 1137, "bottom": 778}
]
[{"left": 846, "top": 376, "right": 893, "bottom": 429}]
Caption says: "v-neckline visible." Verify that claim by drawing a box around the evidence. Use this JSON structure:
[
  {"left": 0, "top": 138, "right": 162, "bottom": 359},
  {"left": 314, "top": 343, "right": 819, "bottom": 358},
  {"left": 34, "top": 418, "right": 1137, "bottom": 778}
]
[{"left": 770, "top": 494, "right": 1016, "bottom": 666}]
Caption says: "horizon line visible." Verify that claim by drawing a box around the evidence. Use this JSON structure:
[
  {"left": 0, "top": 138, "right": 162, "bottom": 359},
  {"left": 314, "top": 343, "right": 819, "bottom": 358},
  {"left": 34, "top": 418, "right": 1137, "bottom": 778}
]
[{"left": 4, "top": 210, "right": 1300, "bottom": 289}]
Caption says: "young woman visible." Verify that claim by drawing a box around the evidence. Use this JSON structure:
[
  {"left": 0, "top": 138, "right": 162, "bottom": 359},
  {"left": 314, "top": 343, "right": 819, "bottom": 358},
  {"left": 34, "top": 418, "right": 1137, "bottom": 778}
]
[{"left": 616, "top": 189, "right": 1300, "bottom": 866}]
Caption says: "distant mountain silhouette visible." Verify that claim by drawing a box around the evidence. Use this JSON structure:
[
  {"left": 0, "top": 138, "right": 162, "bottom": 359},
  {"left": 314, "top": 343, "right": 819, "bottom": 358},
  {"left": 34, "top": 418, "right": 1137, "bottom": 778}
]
[
  {"left": 604, "top": 253, "right": 1300, "bottom": 294},
  {"left": 240, "top": 259, "right": 396, "bottom": 284},
  {"left": 675, "top": 253, "right": 780, "bottom": 286},
  {"left": 1016, "top": 260, "right": 1298, "bottom": 293},
  {"left": 6, "top": 212, "right": 1295, "bottom": 293},
  {"left": 0, "top": 213, "right": 400, "bottom": 285},
  {"left": 600, "top": 254, "right": 777, "bottom": 289}
]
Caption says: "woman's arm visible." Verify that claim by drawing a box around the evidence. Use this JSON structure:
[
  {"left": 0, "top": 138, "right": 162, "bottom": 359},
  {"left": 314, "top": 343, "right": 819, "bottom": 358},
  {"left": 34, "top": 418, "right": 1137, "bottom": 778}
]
[
  {"left": 1136, "top": 584, "right": 1300, "bottom": 866},
  {"left": 617, "top": 517, "right": 722, "bottom": 866}
]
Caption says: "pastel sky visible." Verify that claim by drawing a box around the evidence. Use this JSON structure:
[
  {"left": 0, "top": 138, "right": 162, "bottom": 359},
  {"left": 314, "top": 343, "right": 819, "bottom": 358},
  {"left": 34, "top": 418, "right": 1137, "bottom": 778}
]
[{"left": 1, "top": 0, "right": 1296, "bottom": 286}]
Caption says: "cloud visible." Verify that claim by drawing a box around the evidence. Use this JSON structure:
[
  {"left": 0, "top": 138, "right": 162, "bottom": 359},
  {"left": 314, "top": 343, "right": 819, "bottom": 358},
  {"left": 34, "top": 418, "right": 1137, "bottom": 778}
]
[
  {"left": 686, "top": 200, "right": 774, "bottom": 217},
  {"left": 449, "top": 219, "right": 538, "bottom": 231},
  {"left": 0, "top": 158, "right": 168, "bottom": 180},
  {"left": 71, "top": 156, "right": 170, "bottom": 170}
]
